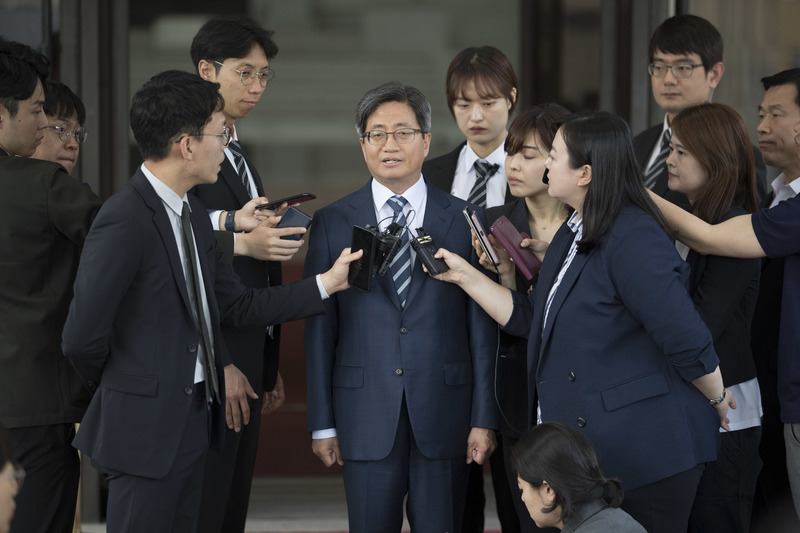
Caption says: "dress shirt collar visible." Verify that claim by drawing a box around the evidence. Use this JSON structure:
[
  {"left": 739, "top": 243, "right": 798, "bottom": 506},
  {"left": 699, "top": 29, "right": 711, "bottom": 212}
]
[
  {"left": 771, "top": 172, "right": 800, "bottom": 197},
  {"left": 566, "top": 210, "right": 583, "bottom": 236},
  {"left": 459, "top": 140, "right": 507, "bottom": 176},
  {"left": 371, "top": 174, "right": 427, "bottom": 228},
  {"left": 140, "top": 163, "right": 190, "bottom": 217}
]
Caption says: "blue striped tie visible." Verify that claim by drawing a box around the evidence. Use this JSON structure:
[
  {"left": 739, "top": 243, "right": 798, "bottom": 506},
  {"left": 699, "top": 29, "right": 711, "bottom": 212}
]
[
  {"left": 643, "top": 129, "right": 672, "bottom": 190},
  {"left": 387, "top": 195, "right": 411, "bottom": 307}
]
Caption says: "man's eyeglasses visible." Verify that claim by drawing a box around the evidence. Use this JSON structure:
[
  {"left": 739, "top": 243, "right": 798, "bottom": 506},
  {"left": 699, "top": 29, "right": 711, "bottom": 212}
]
[
  {"left": 1, "top": 463, "right": 25, "bottom": 489},
  {"left": 213, "top": 61, "right": 275, "bottom": 87},
  {"left": 49, "top": 125, "right": 88, "bottom": 144},
  {"left": 648, "top": 63, "right": 704, "bottom": 79},
  {"left": 175, "top": 126, "right": 232, "bottom": 147},
  {"left": 363, "top": 128, "right": 424, "bottom": 146}
]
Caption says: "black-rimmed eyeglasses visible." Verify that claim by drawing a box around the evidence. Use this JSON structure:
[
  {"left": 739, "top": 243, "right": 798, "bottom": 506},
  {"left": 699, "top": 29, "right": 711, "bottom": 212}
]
[
  {"left": 48, "top": 125, "right": 88, "bottom": 144},
  {"left": 648, "top": 63, "right": 703, "bottom": 78},
  {"left": 175, "top": 126, "right": 232, "bottom": 147},
  {"left": 213, "top": 60, "right": 275, "bottom": 87},
  {"left": 363, "top": 128, "right": 424, "bottom": 146}
]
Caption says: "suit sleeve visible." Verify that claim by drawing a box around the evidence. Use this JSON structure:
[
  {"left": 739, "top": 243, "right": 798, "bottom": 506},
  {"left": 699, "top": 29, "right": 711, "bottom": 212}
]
[
  {"left": 62, "top": 206, "right": 143, "bottom": 388},
  {"left": 302, "top": 212, "right": 340, "bottom": 432},
  {"left": 47, "top": 168, "right": 102, "bottom": 246},
  {"left": 606, "top": 216, "right": 719, "bottom": 382}
]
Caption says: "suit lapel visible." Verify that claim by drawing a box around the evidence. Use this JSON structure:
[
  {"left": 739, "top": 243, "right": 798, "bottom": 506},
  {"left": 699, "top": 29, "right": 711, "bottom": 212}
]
[
  {"left": 130, "top": 171, "right": 194, "bottom": 315},
  {"left": 219, "top": 156, "right": 252, "bottom": 206}
]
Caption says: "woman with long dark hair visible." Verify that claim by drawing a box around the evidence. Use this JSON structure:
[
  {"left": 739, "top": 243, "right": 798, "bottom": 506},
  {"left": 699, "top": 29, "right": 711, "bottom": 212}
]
[
  {"left": 432, "top": 111, "right": 733, "bottom": 533},
  {"left": 512, "top": 422, "right": 644, "bottom": 532},
  {"left": 666, "top": 103, "right": 761, "bottom": 533}
]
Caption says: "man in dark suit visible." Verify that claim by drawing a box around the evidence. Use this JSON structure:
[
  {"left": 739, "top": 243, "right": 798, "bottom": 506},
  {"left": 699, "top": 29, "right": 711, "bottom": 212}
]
[
  {"left": 751, "top": 68, "right": 800, "bottom": 528},
  {"left": 0, "top": 38, "right": 102, "bottom": 533},
  {"left": 61, "top": 70, "right": 359, "bottom": 533},
  {"left": 189, "top": 17, "right": 306, "bottom": 532},
  {"left": 303, "top": 82, "right": 499, "bottom": 532},
  {"left": 633, "top": 14, "right": 767, "bottom": 208}
]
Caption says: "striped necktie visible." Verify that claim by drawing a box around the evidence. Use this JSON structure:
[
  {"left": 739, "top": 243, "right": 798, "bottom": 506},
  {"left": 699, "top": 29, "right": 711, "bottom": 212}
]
[
  {"left": 387, "top": 195, "right": 411, "bottom": 307},
  {"left": 227, "top": 139, "right": 250, "bottom": 195},
  {"left": 468, "top": 160, "right": 500, "bottom": 208},
  {"left": 643, "top": 129, "right": 672, "bottom": 190}
]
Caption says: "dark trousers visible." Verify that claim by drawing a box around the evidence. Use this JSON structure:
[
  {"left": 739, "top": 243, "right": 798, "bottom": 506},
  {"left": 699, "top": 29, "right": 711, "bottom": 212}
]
[
  {"left": 103, "top": 393, "right": 210, "bottom": 533},
  {"left": 462, "top": 434, "right": 522, "bottom": 533},
  {"left": 342, "top": 397, "right": 470, "bottom": 533},
  {"left": 197, "top": 394, "right": 263, "bottom": 533},
  {"left": 502, "top": 434, "right": 559, "bottom": 533},
  {"left": 9, "top": 423, "right": 80, "bottom": 533},
  {"left": 688, "top": 426, "right": 762, "bottom": 533},
  {"left": 621, "top": 463, "right": 704, "bottom": 533}
]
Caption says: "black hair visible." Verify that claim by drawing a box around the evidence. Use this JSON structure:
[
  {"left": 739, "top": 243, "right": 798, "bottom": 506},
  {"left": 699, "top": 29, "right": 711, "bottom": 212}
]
[
  {"left": 512, "top": 422, "right": 624, "bottom": 525},
  {"left": 0, "top": 36, "right": 50, "bottom": 117},
  {"left": 648, "top": 14, "right": 723, "bottom": 72},
  {"left": 355, "top": 81, "right": 431, "bottom": 137},
  {"left": 190, "top": 16, "right": 278, "bottom": 73},
  {"left": 559, "top": 111, "right": 669, "bottom": 253},
  {"left": 445, "top": 46, "right": 519, "bottom": 116},
  {"left": 761, "top": 68, "right": 800, "bottom": 108},
  {"left": 505, "top": 103, "right": 571, "bottom": 156},
  {"left": 43, "top": 81, "right": 86, "bottom": 124},
  {"left": 129, "top": 70, "right": 222, "bottom": 161}
]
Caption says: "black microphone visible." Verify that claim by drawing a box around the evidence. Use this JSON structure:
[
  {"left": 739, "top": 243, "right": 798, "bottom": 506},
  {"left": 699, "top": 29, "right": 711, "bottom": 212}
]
[{"left": 542, "top": 168, "right": 550, "bottom": 184}]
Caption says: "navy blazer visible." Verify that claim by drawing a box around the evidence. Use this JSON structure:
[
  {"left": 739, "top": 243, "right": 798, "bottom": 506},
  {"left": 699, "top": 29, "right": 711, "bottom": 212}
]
[
  {"left": 193, "top": 148, "right": 283, "bottom": 393},
  {"left": 303, "top": 180, "right": 499, "bottom": 461},
  {"left": 63, "top": 169, "right": 324, "bottom": 478},
  {"left": 504, "top": 205, "right": 720, "bottom": 490}
]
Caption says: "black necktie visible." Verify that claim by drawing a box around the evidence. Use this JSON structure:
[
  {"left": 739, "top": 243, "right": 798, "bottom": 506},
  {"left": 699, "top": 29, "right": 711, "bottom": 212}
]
[
  {"left": 643, "top": 129, "right": 672, "bottom": 190},
  {"left": 180, "top": 202, "right": 220, "bottom": 406},
  {"left": 468, "top": 160, "right": 500, "bottom": 208},
  {"left": 228, "top": 140, "right": 251, "bottom": 197}
]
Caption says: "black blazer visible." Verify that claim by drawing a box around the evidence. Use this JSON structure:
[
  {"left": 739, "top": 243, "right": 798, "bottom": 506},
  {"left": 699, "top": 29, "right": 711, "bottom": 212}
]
[
  {"left": 0, "top": 153, "right": 102, "bottom": 429},
  {"left": 422, "top": 141, "right": 514, "bottom": 204},
  {"left": 63, "top": 169, "right": 324, "bottom": 478},
  {"left": 685, "top": 208, "right": 760, "bottom": 386},
  {"left": 632, "top": 124, "right": 769, "bottom": 208},
  {"left": 193, "top": 147, "right": 283, "bottom": 393}
]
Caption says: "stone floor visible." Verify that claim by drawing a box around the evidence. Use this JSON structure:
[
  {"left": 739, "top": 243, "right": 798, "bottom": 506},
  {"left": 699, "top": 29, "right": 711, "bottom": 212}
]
[{"left": 82, "top": 475, "right": 502, "bottom": 532}]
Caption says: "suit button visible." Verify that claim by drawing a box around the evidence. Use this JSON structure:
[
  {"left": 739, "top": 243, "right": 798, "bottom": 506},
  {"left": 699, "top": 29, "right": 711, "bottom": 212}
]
[
  {"left": 188, "top": 344, "right": 198, "bottom": 353},
  {"left": 400, "top": 327, "right": 408, "bottom": 334},
  {"left": 395, "top": 368, "right": 403, "bottom": 376},
  {"left": 568, "top": 372, "right": 576, "bottom": 382},
  {"left": 577, "top": 417, "right": 586, "bottom": 428},
  {"left": 184, "top": 386, "right": 193, "bottom": 395}
]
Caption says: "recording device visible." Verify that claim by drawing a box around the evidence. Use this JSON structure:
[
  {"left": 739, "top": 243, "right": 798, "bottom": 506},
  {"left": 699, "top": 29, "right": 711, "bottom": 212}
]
[
  {"left": 256, "top": 193, "right": 316, "bottom": 211},
  {"left": 348, "top": 222, "right": 404, "bottom": 291},
  {"left": 411, "top": 228, "right": 449, "bottom": 276},
  {"left": 542, "top": 168, "right": 550, "bottom": 184},
  {"left": 462, "top": 207, "right": 500, "bottom": 267}
]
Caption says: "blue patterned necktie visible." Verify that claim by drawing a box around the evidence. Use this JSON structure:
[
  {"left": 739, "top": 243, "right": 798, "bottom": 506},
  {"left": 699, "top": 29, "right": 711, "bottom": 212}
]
[
  {"left": 387, "top": 195, "right": 411, "bottom": 307},
  {"left": 468, "top": 159, "right": 500, "bottom": 208},
  {"left": 643, "top": 129, "right": 672, "bottom": 190},
  {"left": 227, "top": 139, "right": 251, "bottom": 196}
]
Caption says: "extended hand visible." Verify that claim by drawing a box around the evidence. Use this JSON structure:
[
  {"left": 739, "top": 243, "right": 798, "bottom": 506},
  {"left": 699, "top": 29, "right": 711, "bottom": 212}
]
[
  {"left": 261, "top": 371, "right": 285, "bottom": 415},
  {"left": 520, "top": 237, "right": 551, "bottom": 263},
  {"left": 235, "top": 219, "right": 305, "bottom": 261},
  {"left": 466, "top": 427, "right": 497, "bottom": 465},
  {"left": 319, "top": 247, "right": 364, "bottom": 295},
  {"left": 429, "top": 247, "right": 476, "bottom": 286},
  {"left": 312, "top": 437, "right": 343, "bottom": 467},
  {"left": 232, "top": 196, "right": 270, "bottom": 232},
  {"left": 224, "top": 364, "right": 259, "bottom": 432}
]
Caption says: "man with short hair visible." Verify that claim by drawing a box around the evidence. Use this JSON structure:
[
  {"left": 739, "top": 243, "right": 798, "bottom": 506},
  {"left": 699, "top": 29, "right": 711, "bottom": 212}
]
[
  {"left": 31, "top": 81, "right": 88, "bottom": 175},
  {"left": 633, "top": 14, "right": 767, "bottom": 208},
  {"left": 751, "top": 68, "right": 800, "bottom": 527},
  {"left": 303, "top": 81, "right": 498, "bottom": 532},
  {"left": 62, "top": 70, "right": 359, "bottom": 532},
  {"left": 189, "top": 17, "right": 304, "bottom": 532},
  {"left": 0, "top": 37, "right": 102, "bottom": 533}
]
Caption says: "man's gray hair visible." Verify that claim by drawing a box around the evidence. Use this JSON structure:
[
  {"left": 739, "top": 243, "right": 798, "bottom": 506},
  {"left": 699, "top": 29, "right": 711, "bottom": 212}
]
[{"left": 355, "top": 81, "right": 432, "bottom": 137}]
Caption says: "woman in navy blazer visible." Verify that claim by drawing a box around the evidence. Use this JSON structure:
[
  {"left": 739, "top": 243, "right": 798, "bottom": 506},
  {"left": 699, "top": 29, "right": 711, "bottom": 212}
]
[
  {"left": 666, "top": 103, "right": 762, "bottom": 533},
  {"left": 434, "top": 111, "right": 734, "bottom": 533}
]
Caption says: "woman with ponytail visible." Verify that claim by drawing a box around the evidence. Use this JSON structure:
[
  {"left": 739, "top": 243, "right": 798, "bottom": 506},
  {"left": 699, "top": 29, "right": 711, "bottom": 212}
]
[{"left": 512, "top": 423, "right": 644, "bottom": 532}]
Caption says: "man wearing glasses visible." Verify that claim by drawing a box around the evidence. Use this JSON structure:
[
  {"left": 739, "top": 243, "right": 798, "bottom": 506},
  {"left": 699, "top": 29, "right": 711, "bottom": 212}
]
[
  {"left": 62, "top": 70, "right": 360, "bottom": 532},
  {"left": 0, "top": 39, "right": 102, "bottom": 533},
  {"left": 303, "top": 82, "right": 498, "bottom": 532},
  {"left": 633, "top": 14, "right": 766, "bottom": 209},
  {"left": 31, "top": 81, "right": 88, "bottom": 175},
  {"left": 189, "top": 16, "right": 305, "bottom": 532}
]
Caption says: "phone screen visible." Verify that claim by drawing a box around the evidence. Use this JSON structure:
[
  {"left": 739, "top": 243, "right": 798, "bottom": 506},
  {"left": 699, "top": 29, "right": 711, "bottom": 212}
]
[{"left": 462, "top": 207, "right": 500, "bottom": 267}]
